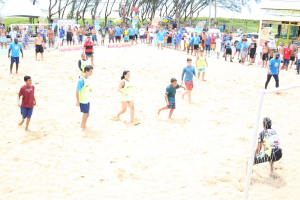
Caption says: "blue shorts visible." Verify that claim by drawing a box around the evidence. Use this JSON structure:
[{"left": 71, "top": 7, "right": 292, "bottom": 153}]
[
  {"left": 176, "top": 40, "right": 181, "bottom": 45},
  {"left": 198, "top": 68, "right": 206, "bottom": 73},
  {"left": 11, "top": 56, "right": 19, "bottom": 64},
  {"left": 0, "top": 36, "right": 7, "bottom": 43},
  {"left": 79, "top": 35, "right": 83, "bottom": 41},
  {"left": 167, "top": 102, "right": 176, "bottom": 109},
  {"left": 92, "top": 35, "right": 97, "bottom": 41},
  {"left": 21, "top": 107, "right": 33, "bottom": 118},
  {"left": 205, "top": 45, "right": 211, "bottom": 51},
  {"left": 283, "top": 59, "right": 289, "bottom": 65},
  {"left": 140, "top": 35, "right": 145, "bottom": 39},
  {"left": 80, "top": 102, "right": 90, "bottom": 113}
]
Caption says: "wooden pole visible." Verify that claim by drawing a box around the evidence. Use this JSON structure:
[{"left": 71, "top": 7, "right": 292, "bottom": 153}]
[
  {"left": 123, "top": 7, "right": 126, "bottom": 28},
  {"left": 286, "top": 21, "right": 291, "bottom": 44}
]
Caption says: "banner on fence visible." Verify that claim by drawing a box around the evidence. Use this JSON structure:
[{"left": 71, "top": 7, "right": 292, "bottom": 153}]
[
  {"left": 195, "top": 21, "right": 206, "bottom": 33},
  {"left": 95, "top": 15, "right": 101, "bottom": 30},
  {"left": 132, "top": 15, "right": 139, "bottom": 26}
]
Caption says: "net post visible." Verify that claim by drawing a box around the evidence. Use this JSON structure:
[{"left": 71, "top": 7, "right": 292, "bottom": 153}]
[{"left": 243, "top": 90, "right": 265, "bottom": 200}]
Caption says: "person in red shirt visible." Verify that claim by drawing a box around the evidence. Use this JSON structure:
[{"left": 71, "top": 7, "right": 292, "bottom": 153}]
[
  {"left": 283, "top": 44, "right": 291, "bottom": 71},
  {"left": 17, "top": 76, "right": 36, "bottom": 131},
  {"left": 83, "top": 36, "right": 94, "bottom": 66},
  {"left": 211, "top": 35, "right": 215, "bottom": 50}
]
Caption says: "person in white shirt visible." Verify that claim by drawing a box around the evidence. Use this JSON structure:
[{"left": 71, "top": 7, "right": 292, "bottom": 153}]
[
  {"left": 183, "top": 32, "right": 189, "bottom": 51},
  {"left": 21, "top": 27, "right": 28, "bottom": 50},
  {"left": 9, "top": 28, "right": 18, "bottom": 40},
  {"left": 215, "top": 35, "right": 222, "bottom": 58},
  {"left": 139, "top": 25, "right": 146, "bottom": 44},
  {"left": 148, "top": 25, "right": 155, "bottom": 46}
]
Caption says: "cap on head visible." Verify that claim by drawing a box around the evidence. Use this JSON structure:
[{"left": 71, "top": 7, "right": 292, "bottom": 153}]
[{"left": 275, "top": 53, "right": 280, "bottom": 57}]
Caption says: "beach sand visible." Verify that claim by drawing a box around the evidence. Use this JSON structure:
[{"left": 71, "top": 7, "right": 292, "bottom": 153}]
[{"left": 0, "top": 44, "right": 299, "bottom": 199}]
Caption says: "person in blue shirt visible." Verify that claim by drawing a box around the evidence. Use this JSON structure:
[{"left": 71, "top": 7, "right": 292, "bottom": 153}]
[
  {"left": 59, "top": 26, "right": 65, "bottom": 46},
  {"left": 114, "top": 25, "right": 122, "bottom": 43},
  {"left": 181, "top": 58, "right": 197, "bottom": 103},
  {"left": 240, "top": 39, "right": 248, "bottom": 65},
  {"left": 157, "top": 78, "right": 186, "bottom": 119},
  {"left": 174, "top": 29, "right": 182, "bottom": 51},
  {"left": 233, "top": 38, "right": 243, "bottom": 60},
  {"left": 193, "top": 32, "right": 200, "bottom": 56},
  {"left": 205, "top": 34, "right": 212, "bottom": 56},
  {"left": 8, "top": 38, "right": 23, "bottom": 74},
  {"left": 128, "top": 25, "right": 136, "bottom": 45},
  {"left": 265, "top": 53, "right": 280, "bottom": 90},
  {"left": 134, "top": 24, "right": 139, "bottom": 44},
  {"left": 187, "top": 33, "right": 194, "bottom": 55},
  {"left": 219, "top": 26, "right": 223, "bottom": 32},
  {"left": 225, "top": 37, "right": 233, "bottom": 62},
  {"left": 157, "top": 28, "right": 166, "bottom": 50}
]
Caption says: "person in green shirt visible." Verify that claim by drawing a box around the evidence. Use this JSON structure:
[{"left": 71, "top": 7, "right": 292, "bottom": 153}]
[
  {"left": 196, "top": 50, "right": 208, "bottom": 81},
  {"left": 99, "top": 26, "right": 106, "bottom": 46},
  {"left": 76, "top": 65, "right": 93, "bottom": 132},
  {"left": 157, "top": 78, "right": 186, "bottom": 119}
]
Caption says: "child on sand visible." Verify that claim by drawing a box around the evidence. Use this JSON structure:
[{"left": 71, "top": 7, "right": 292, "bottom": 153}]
[
  {"left": 18, "top": 76, "right": 36, "bottom": 131},
  {"left": 78, "top": 53, "right": 89, "bottom": 77},
  {"left": 181, "top": 58, "right": 197, "bottom": 103},
  {"left": 196, "top": 50, "right": 208, "bottom": 81},
  {"left": 158, "top": 78, "right": 186, "bottom": 119},
  {"left": 76, "top": 65, "right": 93, "bottom": 132}
]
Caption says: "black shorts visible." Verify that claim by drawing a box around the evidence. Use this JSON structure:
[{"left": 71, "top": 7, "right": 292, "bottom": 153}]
[
  {"left": 35, "top": 45, "right": 44, "bottom": 53},
  {"left": 250, "top": 51, "right": 256, "bottom": 58},
  {"left": 194, "top": 44, "right": 199, "bottom": 50},
  {"left": 129, "top": 35, "right": 134, "bottom": 40},
  {"left": 254, "top": 149, "right": 282, "bottom": 164},
  {"left": 262, "top": 53, "right": 269, "bottom": 61},
  {"left": 290, "top": 56, "right": 295, "bottom": 61},
  {"left": 135, "top": 34, "right": 138, "bottom": 39},
  {"left": 236, "top": 49, "right": 241, "bottom": 52},
  {"left": 115, "top": 36, "right": 121, "bottom": 40},
  {"left": 226, "top": 48, "right": 232, "bottom": 55},
  {"left": 43, "top": 37, "right": 46, "bottom": 43},
  {"left": 167, "top": 37, "right": 172, "bottom": 44},
  {"left": 67, "top": 33, "right": 72, "bottom": 42}
]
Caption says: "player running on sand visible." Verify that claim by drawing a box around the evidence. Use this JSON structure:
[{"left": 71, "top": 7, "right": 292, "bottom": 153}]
[{"left": 181, "top": 58, "right": 197, "bottom": 103}]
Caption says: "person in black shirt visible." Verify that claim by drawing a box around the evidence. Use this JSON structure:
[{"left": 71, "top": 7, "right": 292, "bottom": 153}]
[{"left": 172, "top": 21, "right": 177, "bottom": 29}]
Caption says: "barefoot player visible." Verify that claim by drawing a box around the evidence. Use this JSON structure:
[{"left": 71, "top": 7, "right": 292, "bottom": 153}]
[
  {"left": 18, "top": 76, "right": 36, "bottom": 132},
  {"left": 196, "top": 50, "right": 208, "bottom": 81},
  {"left": 158, "top": 78, "right": 186, "bottom": 119},
  {"left": 76, "top": 65, "right": 93, "bottom": 132},
  {"left": 181, "top": 58, "right": 197, "bottom": 103},
  {"left": 8, "top": 38, "right": 23, "bottom": 74}
]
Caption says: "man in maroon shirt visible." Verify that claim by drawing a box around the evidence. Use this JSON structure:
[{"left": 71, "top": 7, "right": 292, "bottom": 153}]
[
  {"left": 283, "top": 44, "right": 291, "bottom": 71},
  {"left": 83, "top": 36, "right": 94, "bottom": 66},
  {"left": 17, "top": 76, "right": 36, "bottom": 131}
]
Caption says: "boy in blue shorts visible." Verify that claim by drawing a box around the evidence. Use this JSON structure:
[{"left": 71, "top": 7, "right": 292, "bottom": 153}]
[
  {"left": 8, "top": 38, "right": 23, "bottom": 74},
  {"left": 196, "top": 50, "right": 208, "bottom": 81},
  {"left": 158, "top": 78, "right": 186, "bottom": 119},
  {"left": 18, "top": 76, "right": 36, "bottom": 131},
  {"left": 76, "top": 65, "right": 93, "bottom": 132}
]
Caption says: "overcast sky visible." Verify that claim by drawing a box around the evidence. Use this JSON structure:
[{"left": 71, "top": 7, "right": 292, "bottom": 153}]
[{"left": 1, "top": 0, "right": 268, "bottom": 19}]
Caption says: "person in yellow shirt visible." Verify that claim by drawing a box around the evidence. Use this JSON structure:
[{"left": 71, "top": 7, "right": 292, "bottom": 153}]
[{"left": 196, "top": 50, "right": 208, "bottom": 81}]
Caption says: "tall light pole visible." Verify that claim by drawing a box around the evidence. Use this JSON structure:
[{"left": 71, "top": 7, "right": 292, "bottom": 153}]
[{"left": 208, "top": 0, "right": 212, "bottom": 29}]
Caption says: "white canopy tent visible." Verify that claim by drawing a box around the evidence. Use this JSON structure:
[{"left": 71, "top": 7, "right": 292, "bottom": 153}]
[{"left": 0, "top": 0, "right": 46, "bottom": 18}]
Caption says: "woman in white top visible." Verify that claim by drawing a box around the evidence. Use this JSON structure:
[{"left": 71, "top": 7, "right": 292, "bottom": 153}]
[
  {"left": 73, "top": 27, "right": 78, "bottom": 45},
  {"left": 215, "top": 35, "right": 222, "bottom": 58},
  {"left": 117, "top": 70, "right": 135, "bottom": 124}
]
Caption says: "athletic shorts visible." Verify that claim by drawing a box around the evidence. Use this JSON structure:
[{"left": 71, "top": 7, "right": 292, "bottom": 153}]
[
  {"left": 140, "top": 35, "right": 144, "bottom": 39},
  {"left": 11, "top": 56, "right": 19, "bottom": 64},
  {"left": 21, "top": 106, "right": 33, "bottom": 118},
  {"left": 115, "top": 36, "right": 121, "bottom": 40},
  {"left": 262, "top": 53, "right": 269, "bottom": 61},
  {"left": 211, "top": 44, "right": 215, "bottom": 49},
  {"left": 236, "top": 49, "right": 241, "bottom": 52},
  {"left": 129, "top": 35, "right": 134, "bottom": 40},
  {"left": 205, "top": 45, "right": 211, "bottom": 51},
  {"left": 198, "top": 68, "right": 205, "bottom": 73},
  {"left": 91, "top": 35, "right": 97, "bottom": 41},
  {"left": 0, "top": 36, "right": 7, "bottom": 43},
  {"left": 284, "top": 59, "right": 290, "bottom": 65},
  {"left": 254, "top": 149, "right": 282, "bottom": 164},
  {"left": 167, "top": 37, "right": 172, "bottom": 44},
  {"left": 188, "top": 43, "right": 194, "bottom": 47},
  {"left": 241, "top": 51, "right": 246, "bottom": 58},
  {"left": 149, "top": 36, "right": 153, "bottom": 40},
  {"left": 36, "top": 45, "right": 44, "bottom": 53},
  {"left": 250, "top": 50, "right": 256, "bottom": 58},
  {"left": 109, "top": 35, "right": 114, "bottom": 40},
  {"left": 43, "top": 37, "right": 46, "bottom": 43},
  {"left": 67, "top": 33, "right": 72, "bottom": 41},
  {"left": 176, "top": 40, "right": 181, "bottom": 45},
  {"left": 185, "top": 81, "right": 193, "bottom": 90},
  {"left": 167, "top": 102, "right": 176, "bottom": 109},
  {"left": 194, "top": 44, "right": 199, "bottom": 50},
  {"left": 290, "top": 56, "right": 295, "bottom": 61},
  {"left": 78, "top": 35, "right": 83, "bottom": 41},
  {"left": 80, "top": 102, "right": 90, "bottom": 114},
  {"left": 226, "top": 48, "right": 232, "bottom": 55},
  {"left": 49, "top": 38, "right": 54, "bottom": 43},
  {"left": 280, "top": 54, "right": 283, "bottom": 61},
  {"left": 135, "top": 34, "right": 138, "bottom": 39},
  {"left": 158, "top": 41, "right": 164, "bottom": 44},
  {"left": 85, "top": 53, "right": 93, "bottom": 58}
]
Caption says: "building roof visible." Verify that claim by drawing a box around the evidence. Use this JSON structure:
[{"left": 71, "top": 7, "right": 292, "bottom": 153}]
[
  {"left": 0, "top": 0, "right": 46, "bottom": 18},
  {"left": 260, "top": 2, "right": 300, "bottom": 11}
]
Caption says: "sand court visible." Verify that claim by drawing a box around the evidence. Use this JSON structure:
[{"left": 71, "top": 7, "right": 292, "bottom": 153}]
[{"left": 0, "top": 45, "right": 300, "bottom": 199}]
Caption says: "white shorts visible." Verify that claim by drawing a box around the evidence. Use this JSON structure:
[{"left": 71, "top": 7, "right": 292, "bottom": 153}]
[
  {"left": 158, "top": 41, "right": 164, "bottom": 44},
  {"left": 0, "top": 36, "right": 7, "bottom": 43},
  {"left": 280, "top": 54, "right": 283, "bottom": 61},
  {"left": 216, "top": 45, "right": 221, "bottom": 53},
  {"left": 59, "top": 38, "right": 63, "bottom": 43}
]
